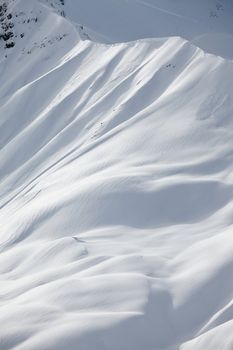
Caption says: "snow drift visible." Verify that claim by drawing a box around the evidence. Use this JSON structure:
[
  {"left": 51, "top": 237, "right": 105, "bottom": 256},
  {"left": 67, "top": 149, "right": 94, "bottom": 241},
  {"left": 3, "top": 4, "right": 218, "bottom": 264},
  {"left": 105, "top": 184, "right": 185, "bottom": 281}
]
[{"left": 0, "top": 1, "right": 233, "bottom": 350}]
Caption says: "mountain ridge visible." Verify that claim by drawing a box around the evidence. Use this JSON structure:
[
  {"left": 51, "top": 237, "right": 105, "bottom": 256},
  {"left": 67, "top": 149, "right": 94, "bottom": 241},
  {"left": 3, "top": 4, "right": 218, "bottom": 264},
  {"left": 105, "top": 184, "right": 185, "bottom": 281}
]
[{"left": 0, "top": 1, "right": 233, "bottom": 350}]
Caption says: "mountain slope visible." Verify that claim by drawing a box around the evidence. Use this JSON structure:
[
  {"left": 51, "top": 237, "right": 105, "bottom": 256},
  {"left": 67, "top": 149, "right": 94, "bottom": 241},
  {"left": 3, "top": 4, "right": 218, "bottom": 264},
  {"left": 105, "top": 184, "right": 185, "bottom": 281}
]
[
  {"left": 0, "top": 1, "right": 233, "bottom": 350},
  {"left": 64, "top": 0, "right": 233, "bottom": 59}
]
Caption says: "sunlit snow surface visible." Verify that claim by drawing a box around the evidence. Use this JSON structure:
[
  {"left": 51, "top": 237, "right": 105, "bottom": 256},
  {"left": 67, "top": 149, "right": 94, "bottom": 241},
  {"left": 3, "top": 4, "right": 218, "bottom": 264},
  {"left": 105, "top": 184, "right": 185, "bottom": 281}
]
[{"left": 0, "top": 1, "right": 233, "bottom": 349}]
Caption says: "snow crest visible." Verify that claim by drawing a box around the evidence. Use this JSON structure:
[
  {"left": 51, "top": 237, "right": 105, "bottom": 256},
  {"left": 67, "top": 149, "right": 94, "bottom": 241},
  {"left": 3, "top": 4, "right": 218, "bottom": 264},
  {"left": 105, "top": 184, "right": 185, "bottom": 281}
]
[{"left": 1, "top": 1, "right": 233, "bottom": 350}]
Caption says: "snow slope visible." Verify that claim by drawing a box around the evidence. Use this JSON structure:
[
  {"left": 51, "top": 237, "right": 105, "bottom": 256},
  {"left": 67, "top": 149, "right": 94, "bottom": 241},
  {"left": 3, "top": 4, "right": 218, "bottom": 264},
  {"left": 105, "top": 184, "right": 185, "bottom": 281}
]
[
  {"left": 0, "top": 1, "right": 233, "bottom": 350},
  {"left": 65, "top": 0, "right": 233, "bottom": 59}
]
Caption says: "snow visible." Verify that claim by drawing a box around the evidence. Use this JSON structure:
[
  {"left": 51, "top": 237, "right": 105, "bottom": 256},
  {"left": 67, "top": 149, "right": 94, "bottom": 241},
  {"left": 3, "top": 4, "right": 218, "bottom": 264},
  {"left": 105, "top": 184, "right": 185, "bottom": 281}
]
[
  {"left": 0, "top": 1, "right": 233, "bottom": 350},
  {"left": 65, "top": 0, "right": 233, "bottom": 59}
]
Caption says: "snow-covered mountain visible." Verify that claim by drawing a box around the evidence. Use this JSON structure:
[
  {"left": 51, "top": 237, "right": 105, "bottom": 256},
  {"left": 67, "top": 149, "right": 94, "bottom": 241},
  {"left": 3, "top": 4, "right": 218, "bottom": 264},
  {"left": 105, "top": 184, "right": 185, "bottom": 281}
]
[
  {"left": 0, "top": 1, "right": 233, "bottom": 350},
  {"left": 65, "top": 0, "right": 233, "bottom": 59}
]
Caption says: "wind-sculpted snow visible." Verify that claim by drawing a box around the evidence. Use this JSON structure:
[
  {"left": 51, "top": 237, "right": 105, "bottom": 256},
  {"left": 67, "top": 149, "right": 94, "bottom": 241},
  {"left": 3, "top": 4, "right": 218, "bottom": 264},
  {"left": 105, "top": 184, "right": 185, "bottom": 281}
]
[{"left": 0, "top": 1, "right": 233, "bottom": 350}]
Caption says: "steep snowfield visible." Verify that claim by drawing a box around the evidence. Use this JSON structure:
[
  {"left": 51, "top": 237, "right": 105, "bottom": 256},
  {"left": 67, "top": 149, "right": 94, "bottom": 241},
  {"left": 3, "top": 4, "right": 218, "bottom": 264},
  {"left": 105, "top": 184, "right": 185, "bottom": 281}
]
[{"left": 1, "top": 1, "right": 233, "bottom": 350}]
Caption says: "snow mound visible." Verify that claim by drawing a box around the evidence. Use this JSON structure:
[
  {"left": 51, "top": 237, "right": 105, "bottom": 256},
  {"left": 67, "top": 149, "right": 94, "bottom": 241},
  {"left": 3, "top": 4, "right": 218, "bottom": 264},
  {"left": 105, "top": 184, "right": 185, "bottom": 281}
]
[{"left": 1, "top": 1, "right": 233, "bottom": 350}]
